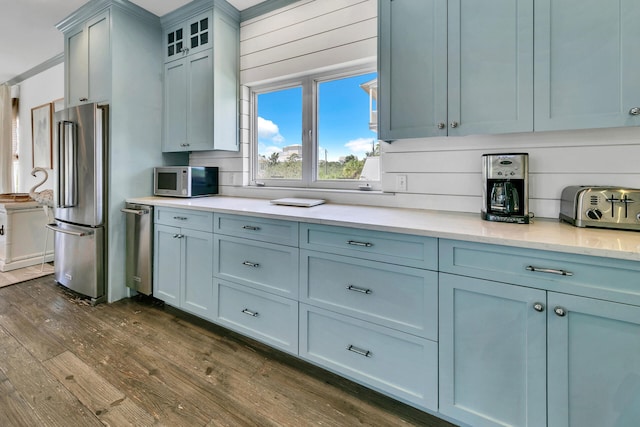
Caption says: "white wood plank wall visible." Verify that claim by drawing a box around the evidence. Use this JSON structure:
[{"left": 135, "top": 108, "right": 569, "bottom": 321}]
[{"left": 191, "top": 0, "right": 640, "bottom": 220}]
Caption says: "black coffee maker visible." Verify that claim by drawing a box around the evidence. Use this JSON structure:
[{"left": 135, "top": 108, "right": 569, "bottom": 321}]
[{"left": 481, "top": 153, "right": 530, "bottom": 224}]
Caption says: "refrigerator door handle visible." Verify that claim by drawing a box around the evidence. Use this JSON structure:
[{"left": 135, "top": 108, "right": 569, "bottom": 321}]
[
  {"left": 57, "top": 120, "right": 77, "bottom": 208},
  {"left": 46, "top": 223, "right": 94, "bottom": 237}
]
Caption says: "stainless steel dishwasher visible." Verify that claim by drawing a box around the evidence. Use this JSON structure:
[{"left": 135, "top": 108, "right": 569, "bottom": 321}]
[{"left": 121, "top": 203, "right": 153, "bottom": 295}]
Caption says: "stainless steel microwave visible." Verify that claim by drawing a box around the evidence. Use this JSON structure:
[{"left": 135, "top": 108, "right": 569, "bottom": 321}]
[{"left": 154, "top": 166, "right": 218, "bottom": 197}]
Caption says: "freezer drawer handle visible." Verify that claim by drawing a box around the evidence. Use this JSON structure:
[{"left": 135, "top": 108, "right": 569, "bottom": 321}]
[
  {"left": 120, "top": 208, "right": 149, "bottom": 216},
  {"left": 46, "top": 223, "right": 94, "bottom": 237}
]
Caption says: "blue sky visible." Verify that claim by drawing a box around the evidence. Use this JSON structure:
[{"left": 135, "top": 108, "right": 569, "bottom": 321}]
[{"left": 257, "top": 72, "right": 377, "bottom": 161}]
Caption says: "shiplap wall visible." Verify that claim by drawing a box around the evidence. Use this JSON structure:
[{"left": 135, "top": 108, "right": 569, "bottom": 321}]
[{"left": 191, "top": 0, "right": 640, "bottom": 219}]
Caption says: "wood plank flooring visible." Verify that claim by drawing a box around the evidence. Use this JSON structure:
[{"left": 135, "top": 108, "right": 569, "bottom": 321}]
[{"left": 0, "top": 276, "right": 457, "bottom": 427}]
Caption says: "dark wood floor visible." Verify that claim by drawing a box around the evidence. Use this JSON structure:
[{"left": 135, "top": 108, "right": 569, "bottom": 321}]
[{"left": 0, "top": 276, "right": 457, "bottom": 427}]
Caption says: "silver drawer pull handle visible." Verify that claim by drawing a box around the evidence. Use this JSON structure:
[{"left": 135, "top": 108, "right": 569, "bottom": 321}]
[
  {"left": 173, "top": 234, "right": 184, "bottom": 239},
  {"left": 347, "top": 345, "right": 371, "bottom": 358},
  {"left": 242, "top": 261, "right": 260, "bottom": 268},
  {"left": 347, "top": 240, "right": 373, "bottom": 247},
  {"left": 173, "top": 216, "right": 188, "bottom": 221},
  {"left": 525, "top": 266, "right": 573, "bottom": 276},
  {"left": 242, "top": 225, "right": 260, "bottom": 231},
  {"left": 346, "top": 285, "right": 372, "bottom": 294},
  {"left": 242, "top": 309, "right": 259, "bottom": 317}
]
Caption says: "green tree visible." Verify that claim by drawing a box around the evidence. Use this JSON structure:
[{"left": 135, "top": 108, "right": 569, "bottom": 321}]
[{"left": 268, "top": 152, "right": 280, "bottom": 165}]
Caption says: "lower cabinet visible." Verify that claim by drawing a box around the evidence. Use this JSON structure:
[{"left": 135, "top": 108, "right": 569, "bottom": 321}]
[
  {"left": 154, "top": 209, "right": 214, "bottom": 318},
  {"left": 547, "top": 292, "right": 640, "bottom": 427},
  {"left": 212, "top": 278, "right": 298, "bottom": 354},
  {"left": 299, "top": 304, "right": 438, "bottom": 411},
  {"left": 439, "top": 273, "right": 547, "bottom": 427},
  {"left": 440, "top": 272, "right": 640, "bottom": 427}
]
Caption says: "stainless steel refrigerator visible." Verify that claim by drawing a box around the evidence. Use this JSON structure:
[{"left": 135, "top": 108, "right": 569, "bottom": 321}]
[{"left": 47, "top": 102, "right": 108, "bottom": 304}]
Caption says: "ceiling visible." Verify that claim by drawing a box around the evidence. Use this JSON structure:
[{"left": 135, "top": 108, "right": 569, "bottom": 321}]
[{"left": 0, "top": 0, "right": 264, "bottom": 84}]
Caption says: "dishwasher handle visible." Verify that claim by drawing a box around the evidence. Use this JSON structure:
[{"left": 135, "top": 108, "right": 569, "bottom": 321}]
[{"left": 121, "top": 208, "right": 150, "bottom": 216}]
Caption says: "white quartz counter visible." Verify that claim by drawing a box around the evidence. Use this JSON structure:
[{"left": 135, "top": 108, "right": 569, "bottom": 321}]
[{"left": 126, "top": 196, "right": 640, "bottom": 262}]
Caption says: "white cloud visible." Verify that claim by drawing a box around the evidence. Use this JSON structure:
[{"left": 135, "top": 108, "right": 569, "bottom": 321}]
[
  {"left": 258, "top": 117, "right": 284, "bottom": 144},
  {"left": 345, "top": 138, "right": 376, "bottom": 154}
]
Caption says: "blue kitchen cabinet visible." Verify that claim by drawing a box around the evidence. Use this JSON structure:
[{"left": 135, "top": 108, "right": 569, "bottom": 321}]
[
  {"left": 378, "top": 0, "right": 533, "bottom": 140},
  {"left": 63, "top": 10, "right": 110, "bottom": 107},
  {"left": 299, "top": 224, "right": 439, "bottom": 411},
  {"left": 162, "top": 0, "right": 239, "bottom": 152},
  {"left": 154, "top": 208, "right": 214, "bottom": 318},
  {"left": 534, "top": 0, "right": 640, "bottom": 131},
  {"left": 439, "top": 273, "right": 547, "bottom": 427},
  {"left": 440, "top": 239, "right": 640, "bottom": 427},
  {"left": 547, "top": 293, "right": 640, "bottom": 427}
]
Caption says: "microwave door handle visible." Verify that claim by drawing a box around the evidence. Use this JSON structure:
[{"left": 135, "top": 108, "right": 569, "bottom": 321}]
[{"left": 57, "top": 121, "right": 77, "bottom": 208}]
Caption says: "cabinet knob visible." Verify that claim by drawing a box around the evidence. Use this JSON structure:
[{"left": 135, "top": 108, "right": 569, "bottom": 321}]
[
  {"left": 533, "top": 302, "right": 545, "bottom": 312},
  {"left": 554, "top": 306, "right": 567, "bottom": 317},
  {"left": 629, "top": 107, "right": 640, "bottom": 116},
  {"left": 437, "top": 122, "right": 446, "bottom": 130},
  {"left": 450, "top": 121, "right": 459, "bottom": 128}
]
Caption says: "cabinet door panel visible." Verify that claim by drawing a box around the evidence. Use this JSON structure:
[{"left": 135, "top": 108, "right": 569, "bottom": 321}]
[
  {"left": 378, "top": 0, "right": 447, "bottom": 140},
  {"left": 154, "top": 224, "right": 182, "bottom": 305},
  {"left": 548, "top": 293, "right": 640, "bottom": 427},
  {"left": 182, "top": 229, "right": 214, "bottom": 318},
  {"left": 86, "top": 11, "right": 110, "bottom": 104},
  {"left": 163, "top": 59, "right": 188, "bottom": 152},
  {"left": 535, "top": 0, "right": 640, "bottom": 131},
  {"left": 448, "top": 0, "right": 533, "bottom": 136},
  {"left": 67, "top": 27, "right": 88, "bottom": 107},
  {"left": 186, "top": 49, "right": 214, "bottom": 151},
  {"left": 439, "top": 273, "right": 547, "bottom": 427}
]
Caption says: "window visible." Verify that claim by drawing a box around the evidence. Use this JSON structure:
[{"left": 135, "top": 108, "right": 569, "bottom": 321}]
[{"left": 252, "top": 68, "right": 379, "bottom": 190}]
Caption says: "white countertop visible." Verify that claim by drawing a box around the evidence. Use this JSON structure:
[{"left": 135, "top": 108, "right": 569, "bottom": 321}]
[{"left": 127, "top": 196, "right": 640, "bottom": 262}]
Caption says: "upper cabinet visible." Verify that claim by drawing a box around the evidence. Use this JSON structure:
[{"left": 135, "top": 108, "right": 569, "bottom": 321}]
[
  {"left": 164, "top": 11, "right": 212, "bottom": 63},
  {"left": 378, "top": 0, "right": 533, "bottom": 141},
  {"left": 534, "top": 0, "right": 640, "bottom": 131},
  {"left": 64, "top": 10, "right": 111, "bottom": 107},
  {"left": 161, "top": 0, "right": 240, "bottom": 153},
  {"left": 379, "top": 0, "right": 640, "bottom": 141}
]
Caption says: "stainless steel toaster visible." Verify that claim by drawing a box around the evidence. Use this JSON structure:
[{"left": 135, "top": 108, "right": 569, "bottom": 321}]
[{"left": 559, "top": 186, "right": 640, "bottom": 230}]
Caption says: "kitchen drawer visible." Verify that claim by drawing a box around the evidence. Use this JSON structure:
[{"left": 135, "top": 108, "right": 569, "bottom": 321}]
[
  {"left": 155, "top": 207, "right": 213, "bottom": 232},
  {"left": 300, "top": 250, "right": 437, "bottom": 340},
  {"left": 214, "top": 235, "right": 299, "bottom": 298},
  {"left": 300, "top": 224, "right": 437, "bottom": 270},
  {"left": 299, "top": 304, "right": 437, "bottom": 411},
  {"left": 440, "top": 239, "right": 640, "bottom": 306},
  {"left": 213, "top": 279, "right": 298, "bottom": 354},
  {"left": 214, "top": 213, "right": 298, "bottom": 246}
]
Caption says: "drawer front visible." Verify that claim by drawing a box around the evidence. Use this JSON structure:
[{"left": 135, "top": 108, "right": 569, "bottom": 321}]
[
  {"left": 299, "top": 304, "right": 437, "bottom": 411},
  {"left": 214, "top": 213, "right": 298, "bottom": 246},
  {"left": 214, "top": 235, "right": 299, "bottom": 298},
  {"left": 155, "top": 207, "right": 213, "bottom": 232},
  {"left": 214, "top": 279, "right": 298, "bottom": 354},
  {"left": 300, "top": 250, "right": 437, "bottom": 340},
  {"left": 300, "top": 224, "right": 437, "bottom": 269},
  {"left": 440, "top": 239, "right": 640, "bottom": 306}
]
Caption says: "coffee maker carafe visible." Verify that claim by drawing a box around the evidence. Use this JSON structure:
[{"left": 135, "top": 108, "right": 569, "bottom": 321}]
[{"left": 482, "top": 153, "right": 530, "bottom": 223}]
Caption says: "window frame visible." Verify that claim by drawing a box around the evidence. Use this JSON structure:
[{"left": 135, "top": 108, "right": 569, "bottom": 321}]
[{"left": 250, "top": 64, "right": 380, "bottom": 191}]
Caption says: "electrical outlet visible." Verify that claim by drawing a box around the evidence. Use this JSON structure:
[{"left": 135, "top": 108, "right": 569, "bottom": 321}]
[{"left": 396, "top": 175, "right": 407, "bottom": 192}]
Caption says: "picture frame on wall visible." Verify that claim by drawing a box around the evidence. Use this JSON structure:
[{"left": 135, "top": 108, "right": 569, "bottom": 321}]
[{"left": 31, "top": 102, "right": 53, "bottom": 169}]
